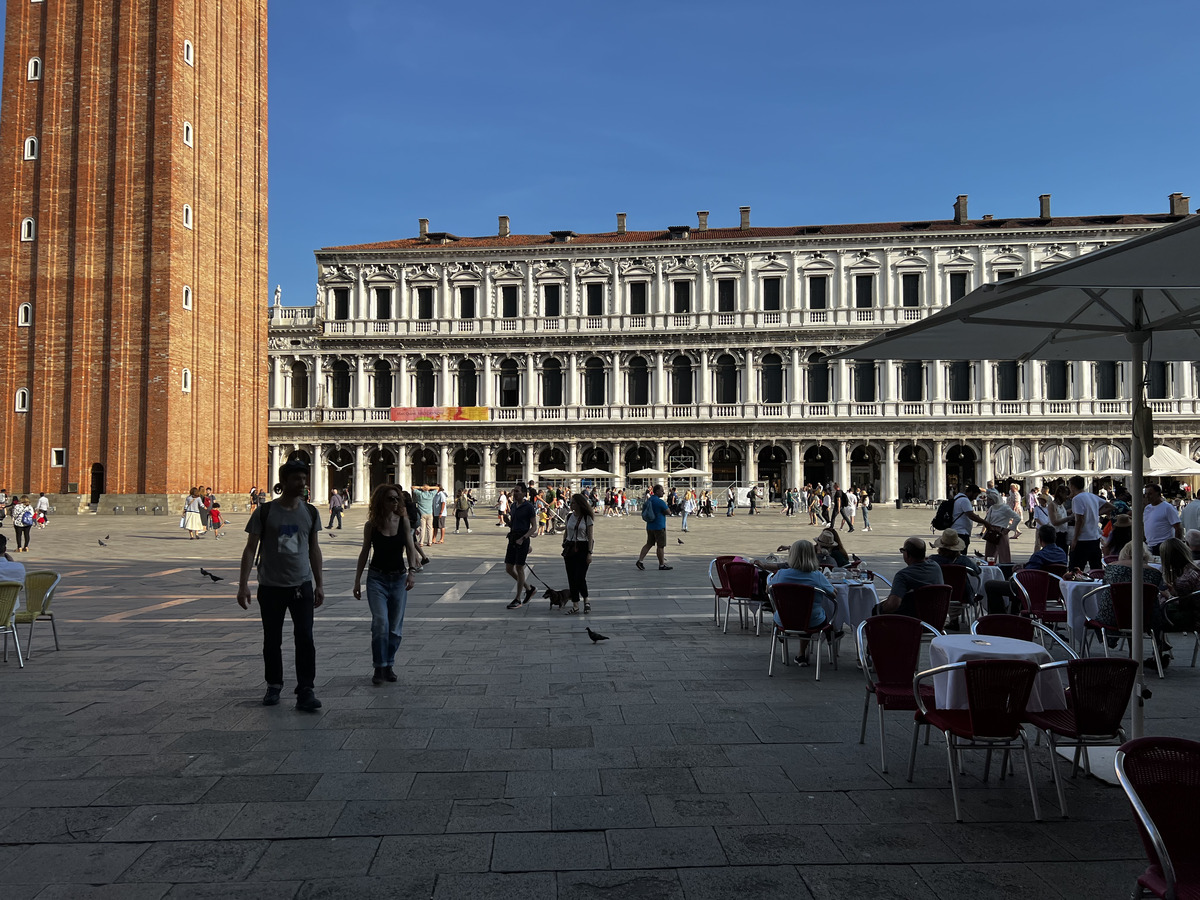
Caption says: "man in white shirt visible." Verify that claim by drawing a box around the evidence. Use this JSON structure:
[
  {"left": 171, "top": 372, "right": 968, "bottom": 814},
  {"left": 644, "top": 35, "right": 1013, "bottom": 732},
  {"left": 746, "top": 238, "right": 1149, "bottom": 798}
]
[
  {"left": 951, "top": 484, "right": 986, "bottom": 552},
  {"left": 1181, "top": 496, "right": 1200, "bottom": 534},
  {"left": 1143, "top": 483, "right": 1183, "bottom": 553},
  {"left": 1068, "top": 475, "right": 1103, "bottom": 570}
]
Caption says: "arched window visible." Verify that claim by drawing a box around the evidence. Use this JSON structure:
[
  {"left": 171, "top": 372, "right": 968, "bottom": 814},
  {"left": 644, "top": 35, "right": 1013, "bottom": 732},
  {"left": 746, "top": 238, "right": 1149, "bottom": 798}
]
[
  {"left": 183, "top": 121, "right": 193, "bottom": 146},
  {"left": 27, "top": 58, "right": 41, "bottom": 81},
  {"left": 182, "top": 204, "right": 193, "bottom": 229},
  {"left": 499, "top": 359, "right": 520, "bottom": 407},
  {"left": 808, "top": 354, "right": 830, "bottom": 403},
  {"left": 329, "top": 360, "right": 351, "bottom": 408},
  {"left": 23, "top": 137, "right": 37, "bottom": 160},
  {"left": 290, "top": 361, "right": 309, "bottom": 408},
  {"left": 583, "top": 357, "right": 606, "bottom": 406},
  {"left": 20, "top": 217, "right": 35, "bottom": 241},
  {"left": 15, "top": 388, "right": 30, "bottom": 412},
  {"left": 761, "top": 353, "right": 784, "bottom": 404},
  {"left": 671, "top": 355, "right": 693, "bottom": 404},
  {"left": 181, "top": 369, "right": 192, "bottom": 393},
  {"left": 457, "top": 359, "right": 477, "bottom": 407},
  {"left": 541, "top": 358, "right": 561, "bottom": 406},
  {"left": 17, "top": 303, "right": 32, "bottom": 326},
  {"left": 413, "top": 360, "right": 435, "bottom": 407},
  {"left": 628, "top": 356, "right": 649, "bottom": 406},
  {"left": 182, "top": 285, "right": 192, "bottom": 309},
  {"left": 183, "top": 40, "right": 194, "bottom": 66},
  {"left": 374, "top": 360, "right": 393, "bottom": 408},
  {"left": 714, "top": 354, "right": 738, "bottom": 404}
]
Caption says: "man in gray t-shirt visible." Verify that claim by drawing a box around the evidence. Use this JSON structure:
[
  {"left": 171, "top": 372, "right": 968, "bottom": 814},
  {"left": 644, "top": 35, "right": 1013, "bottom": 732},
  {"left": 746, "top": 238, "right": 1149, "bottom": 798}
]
[
  {"left": 238, "top": 460, "right": 324, "bottom": 711},
  {"left": 878, "top": 537, "right": 945, "bottom": 616}
]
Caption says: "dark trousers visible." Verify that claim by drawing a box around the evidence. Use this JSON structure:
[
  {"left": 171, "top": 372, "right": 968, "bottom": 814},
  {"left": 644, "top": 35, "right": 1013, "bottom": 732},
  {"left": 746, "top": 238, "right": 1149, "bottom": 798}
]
[
  {"left": 1069, "top": 539, "right": 1102, "bottom": 571},
  {"left": 327, "top": 508, "right": 342, "bottom": 529},
  {"left": 258, "top": 582, "right": 316, "bottom": 691},
  {"left": 455, "top": 511, "right": 470, "bottom": 531},
  {"left": 14, "top": 524, "right": 31, "bottom": 549},
  {"left": 563, "top": 544, "right": 590, "bottom": 604},
  {"left": 985, "top": 581, "right": 1017, "bottom": 614}
]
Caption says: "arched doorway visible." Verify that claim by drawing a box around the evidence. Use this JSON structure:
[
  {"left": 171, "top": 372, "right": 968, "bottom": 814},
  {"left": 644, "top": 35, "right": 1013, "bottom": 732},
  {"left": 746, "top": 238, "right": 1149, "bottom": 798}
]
[
  {"left": 945, "top": 443, "right": 977, "bottom": 496},
  {"left": 411, "top": 448, "right": 438, "bottom": 486},
  {"left": 369, "top": 448, "right": 396, "bottom": 492},
  {"left": 581, "top": 446, "right": 611, "bottom": 471},
  {"left": 758, "top": 445, "right": 787, "bottom": 500},
  {"left": 850, "top": 445, "right": 882, "bottom": 492},
  {"left": 712, "top": 445, "right": 742, "bottom": 483},
  {"left": 898, "top": 445, "right": 929, "bottom": 502},
  {"left": 495, "top": 447, "right": 524, "bottom": 486},
  {"left": 625, "top": 446, "right": 654, "bottom": 477},
  {"left": 327, "top": 447, "right": 354, "bottom": 497},
  {"left": 89, "top": 463, "right": 105, "bottom": 504},
  {"left": 667, "top": 444, "right": 697, "bottom": 473},
  {"left": 453, "top": 448, "right": 481, "bottom": 492},
  {"left": 538, "top": 446, "right": 567, "bottom": 473},
  {"left": 803, "top": 446, "right": 834, "bottom": 488}
]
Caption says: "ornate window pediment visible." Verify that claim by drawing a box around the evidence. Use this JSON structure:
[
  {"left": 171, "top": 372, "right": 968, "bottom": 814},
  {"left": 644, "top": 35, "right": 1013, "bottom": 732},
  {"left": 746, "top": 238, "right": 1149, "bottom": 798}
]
[
  {"left": 847, "top": 250, "right": 880, "bottom": 269},
  {"left": 407, "top": 263, "right": 440, "bottom": 282},
  {"left": 363, "top": 264, "right": 399, "bottom": 281},
  {"left": 618, "top": 257, "right": 655, "bottom": 276},
  {"left": 320, "top": 264, "right": 357, "bottom": 283},
  {"left": 663, "top": 255, "right": 697, "bottom": 274},
  {"left": 448, "top": 261, "right": 482, "bottom": 282},
  {"left": 534, "top": 260, "right": 567, "bottom": 279},
  {"left": 575, "top": 259, "right": 612, "bottom": 278}
]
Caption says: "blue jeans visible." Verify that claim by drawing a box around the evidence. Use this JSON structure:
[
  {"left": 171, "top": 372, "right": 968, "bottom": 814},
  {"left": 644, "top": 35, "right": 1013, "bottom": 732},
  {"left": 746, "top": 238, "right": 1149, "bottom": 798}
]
[
  {"left": 681, "top": 510, "right": 690, "bottom": 531},
  {"left": 366, "top": 569, "right": 409, "bottom": 667}
]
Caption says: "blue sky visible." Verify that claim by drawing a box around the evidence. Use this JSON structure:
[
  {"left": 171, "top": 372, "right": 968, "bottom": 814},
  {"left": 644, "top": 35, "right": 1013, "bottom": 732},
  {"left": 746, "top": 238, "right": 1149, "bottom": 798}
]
[{"left": 4, "top": 1, "right": 1198, "bottom": 304}]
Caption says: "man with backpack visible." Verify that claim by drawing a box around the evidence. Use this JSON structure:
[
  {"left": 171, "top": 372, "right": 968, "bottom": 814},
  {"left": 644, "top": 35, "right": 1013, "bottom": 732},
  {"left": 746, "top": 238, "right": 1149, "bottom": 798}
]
[
  {"left": 237, "top": 459, "right": 325, "bottom": 712},
  {"left": 635, "top": 484, "right": 672, "bottom": 571},
  {"left": 933, "top": 483, "right": 985, "bottom": 553}
]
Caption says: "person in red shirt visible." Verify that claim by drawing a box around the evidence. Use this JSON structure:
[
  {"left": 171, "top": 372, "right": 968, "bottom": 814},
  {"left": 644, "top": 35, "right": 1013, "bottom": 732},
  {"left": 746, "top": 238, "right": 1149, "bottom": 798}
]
[{"left": 209, "top": 502, "right": 224, "bottom": 539}]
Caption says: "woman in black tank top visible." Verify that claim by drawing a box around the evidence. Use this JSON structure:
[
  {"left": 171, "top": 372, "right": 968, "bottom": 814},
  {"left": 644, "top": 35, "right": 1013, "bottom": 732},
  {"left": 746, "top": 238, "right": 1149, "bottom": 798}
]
[{"left": 354, "top": 484, "right": 419, "bottom": 685}]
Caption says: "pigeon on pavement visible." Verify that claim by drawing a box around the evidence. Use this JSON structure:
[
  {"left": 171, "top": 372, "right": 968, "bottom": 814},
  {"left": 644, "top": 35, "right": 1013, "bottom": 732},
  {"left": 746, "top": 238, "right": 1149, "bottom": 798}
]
[{"left": 586, "top": 627, "right": 609, "bottom": 643}]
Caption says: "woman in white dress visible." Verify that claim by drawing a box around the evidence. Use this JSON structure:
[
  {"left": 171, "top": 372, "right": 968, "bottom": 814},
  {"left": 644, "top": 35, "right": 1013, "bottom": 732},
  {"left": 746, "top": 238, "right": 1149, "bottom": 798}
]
[
  {"left": 984, "top": 489, "right": 1022, "bottom": 563},
  {"left": 182, "top": 487, "right": 204, "bottom": 540}
]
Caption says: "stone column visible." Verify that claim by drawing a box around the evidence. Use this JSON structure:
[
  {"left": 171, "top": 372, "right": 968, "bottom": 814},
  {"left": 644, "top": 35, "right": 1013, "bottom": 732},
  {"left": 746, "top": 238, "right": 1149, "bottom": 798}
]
[
  {"left": 311, "top": 354, "right": 322, "bottom": 407},
  {"left": 980, "top": 360, "right": 994, "bottom": 401},
  {"left": 932, "top": 440, "right": 946, "bottom": 499},
  {"left": 439, "top": 267, "right": 450, "bottom": 320},
  {"left": 525, "top": 266, "right": 536, "bottom": 318},
  {"left": 481, "top": 444, "right": 494, "bottom": 493},
  {"left": 790, "top": 440, "right": 802, "bottom": 489},
  {"left": 438, "top": 445, "right": 450, "bottom": 489},
  {"left": 837, "top": 440, "right": 850, "bottom": 488},
  {"left": 269, "top": 445, "right": 282, "bottom": 486},
  {"left": 612, "top": 442, "right": 624, "bottom": 488},
  {"left": 567, "top": 353, "right": 578, "bottom": 407},
  {"left": 834, "top": 359, "right": 849, "bottom": 404},
  {"left": 525, "top": 352, "right": 537, "bottom": 406},
  {"left": 699, "top": 352, "right": 711, "bottom": 404},
  {"left": 354, "top": 444, "right": 367, "bottom": 501},
  {"left": 355, "top": 268, "right": 367, "bottom": 320},
  {"left": 440, "top": 356, "right": 452, "bottom": 407},
  {"left": 1029, "top": 438, "right": 1042, "bottom": 473},
  {"left": 1079, "top": 438, "right": 1093, "bottom": 473},
  {"left": 700, "top": 441, "right": 711, "bottom": 487},
  {"left": 654, "top": 258, "right": 665, "bottom": 315},
  {"left": 396, "top": 443, "right": 409, "bottom": 487},
  {"left": 397, "top": 267, "right": 407, "bottom": 320},
  {"left": 654, "top": 352, "right": 666, "bottom": 405},
  {"left": 930, "top": 361, "right": 944, "bottom": 401},
  {"left": 982, "top": 438, "right": 994, "bottom": 488},
  {"left": 396, "top": 356, "right": 408, "bottom": 406},
  {"left": 743, "top": 349, "right": 755, "bottom": 405},
  {"left": 481, "top": 266, "right": 492, "bottom": 320},
  {"left": 568, "top": 261, "right": 578, "bottom": 317},
  {"left": 790, "top": 348, "right": 802, "bottom": 404},
  {"left": 884, "top": 440, "right": 897, "bottom": 503},
  {"left": 568, "top": 442, "right": 579, "bottom": 474},
  {"left": 655, "top": 442, "right": 666, "bottom": 473},
  {"left": 745, "top": 441, "right": 758, "bottom": 484},
  {"left": 524, "top": 443, "right": 535, "bottom": 485},
  {"left": 312, "top": 443, "right": 327, "bottom": 502},
  {"left": 482, "top": 355, "right": 494, "bottom": 408}
]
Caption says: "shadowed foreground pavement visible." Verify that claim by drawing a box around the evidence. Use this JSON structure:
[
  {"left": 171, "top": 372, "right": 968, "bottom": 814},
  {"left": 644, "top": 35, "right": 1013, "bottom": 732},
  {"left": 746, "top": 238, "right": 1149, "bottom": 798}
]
[{"left": 1, "top": 505, "right": 1195, "bottom": 898}]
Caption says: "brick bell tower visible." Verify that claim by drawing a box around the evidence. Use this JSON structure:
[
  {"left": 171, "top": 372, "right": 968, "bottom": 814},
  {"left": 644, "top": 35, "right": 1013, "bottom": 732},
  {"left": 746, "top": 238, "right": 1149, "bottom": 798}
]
[{"left": 0, "top": 0, "right": 268, "bottom": 511}]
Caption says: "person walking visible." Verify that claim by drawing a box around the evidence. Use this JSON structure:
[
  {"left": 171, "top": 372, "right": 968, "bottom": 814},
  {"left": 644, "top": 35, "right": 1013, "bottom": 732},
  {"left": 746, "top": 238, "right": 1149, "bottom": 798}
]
[
  {"left": 237, "top": 458, "right": 325, "bottom": 711},
  {"left": 454, "top": 489, "right": 473, "bottom": 534},
  {"left": 412, "top": 484, "right": 437, "bottom": 546},
  {"left": 726, "top": 484, "right": 737, "bottom": 517},
  {"left": 0, "top": 489, "right": 8, "bottom": 528},
  {"left": 35, "top": 492, "right": 50, "bottom": 525},
  {"left": 635, "top": 484, "right": 672, "bottom": 571},
  {"left": 182, "top": 488, "right": 205, "bottom": 540},
  {"left": 858, "top": 488, "right": 872, "bottom": 532},
  {"left": 504, "top": 486, "right": 538, "bottom": 609},
  {"left": 681, "top": 490, "right": 695, "bottom": 532},
  {"left": 11, "top": 496, "right": 33, "bottom": 552},
  {"left": 327, "top": 488, "right": 344, "bottom": 530},
  {"left": 431, "top": 485, "right": 448, "bottom": 544},
  {"left": 561, "top": 493, "right": 594, "bottom": 614},
  {"left": 496, "top": 490, "right": 509, "bottom": 526},
  {"left": 353, "top": 484, "right": 418, "bottom": 685}
]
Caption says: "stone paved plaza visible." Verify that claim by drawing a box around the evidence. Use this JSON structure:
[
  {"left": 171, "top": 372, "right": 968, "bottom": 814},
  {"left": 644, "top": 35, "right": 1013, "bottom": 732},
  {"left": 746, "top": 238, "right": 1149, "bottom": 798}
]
[{"left": 1, "top": 503, "right": 1197, "bottom": 899}]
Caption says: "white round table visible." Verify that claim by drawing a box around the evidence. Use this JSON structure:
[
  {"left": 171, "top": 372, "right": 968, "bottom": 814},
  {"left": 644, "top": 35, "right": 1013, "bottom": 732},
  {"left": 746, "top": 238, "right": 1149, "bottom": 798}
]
[
  {"left": 829, "top": 580, "right": 878, "bottom": 632},
  {"left": 1057, "top": 579, "right": 1104, "bottom": 649},
  {"left": 979, "top": 566, "right": 1007, "bottom": 587},
  {"left": 929, "top": 634, "right": 1066, "bottom": 712}
]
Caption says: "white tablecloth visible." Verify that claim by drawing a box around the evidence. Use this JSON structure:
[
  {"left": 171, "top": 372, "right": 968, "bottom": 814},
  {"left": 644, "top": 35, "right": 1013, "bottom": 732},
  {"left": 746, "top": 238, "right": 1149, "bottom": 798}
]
[
  {"left": 929, "top": 634, "right": 1066, "bottom": 712},
  {"left": 979, "top": 566, "right": 1007, "bottom": 587},
  {"left": 829, "top": 581, "right": 878, "bottom": 632},
  {"left": 1058, "top": 580, "right": 1104, "bottom": 649}
]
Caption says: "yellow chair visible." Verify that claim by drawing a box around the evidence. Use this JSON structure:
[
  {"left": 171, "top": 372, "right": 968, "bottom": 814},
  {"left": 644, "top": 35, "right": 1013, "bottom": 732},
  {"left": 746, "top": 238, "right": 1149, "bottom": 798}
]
[
  {"left": 0, "top": 581, "right": 24, "bottom": 667},
  {"left": 15, "top": 571, "right": 62, "bottom": 656}
]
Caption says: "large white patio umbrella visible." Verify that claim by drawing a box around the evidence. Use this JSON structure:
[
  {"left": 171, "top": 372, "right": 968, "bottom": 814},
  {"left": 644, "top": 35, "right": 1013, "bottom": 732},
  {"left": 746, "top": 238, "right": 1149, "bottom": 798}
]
[
  {"left": 1144, "top": 445, "right": 1200, "bottom": 478},
  {"left": 835, "top": 212, "right": 1200, "bottom": 737}
]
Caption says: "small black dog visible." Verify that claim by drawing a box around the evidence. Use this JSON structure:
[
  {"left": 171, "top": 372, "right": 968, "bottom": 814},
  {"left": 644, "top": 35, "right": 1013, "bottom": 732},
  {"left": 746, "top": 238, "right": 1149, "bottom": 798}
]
[{"left": 543, "top": 586, "right": 570, "bottom": 610}]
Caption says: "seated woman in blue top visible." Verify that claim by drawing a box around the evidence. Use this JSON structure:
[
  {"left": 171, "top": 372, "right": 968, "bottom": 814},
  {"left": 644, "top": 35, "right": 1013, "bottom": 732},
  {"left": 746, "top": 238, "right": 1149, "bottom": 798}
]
[{"left": 754, "top": 539, "right": 834, "bottom": 628}]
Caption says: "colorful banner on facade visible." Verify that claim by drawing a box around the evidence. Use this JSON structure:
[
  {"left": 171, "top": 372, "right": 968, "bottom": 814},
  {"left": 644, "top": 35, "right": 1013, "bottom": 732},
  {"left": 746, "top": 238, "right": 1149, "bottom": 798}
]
[{"left": 390, "top": 406, "right": 488, "bottom": 422}]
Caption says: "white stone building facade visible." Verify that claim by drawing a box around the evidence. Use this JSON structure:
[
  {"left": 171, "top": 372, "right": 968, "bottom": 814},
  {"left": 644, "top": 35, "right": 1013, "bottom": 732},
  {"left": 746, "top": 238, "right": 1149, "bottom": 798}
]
[{"left": 266, "top": 195, "right": 1199, "bottom": 503}]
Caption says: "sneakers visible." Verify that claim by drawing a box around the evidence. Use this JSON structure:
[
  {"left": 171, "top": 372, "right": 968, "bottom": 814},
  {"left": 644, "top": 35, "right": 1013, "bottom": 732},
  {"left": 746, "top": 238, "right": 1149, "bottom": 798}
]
[
  {"left": 372, "top": 668, "right": 384, "bottom": 686},
  {"left": 262, "top": 685, "right": 282, "bottom": 706},
  {"left": 383, "top": 666, "right": 397, "bottom": 682},
  {"left": 523, "top": 585, "right": 535, "bottom": 604},
  {"left": 295, "top": 688, "right": 322, "bottom": 712},
  {"left": 467, "top": 529, "right": 472, "bottom": 534},
  {"left": 659, "top": 565, "right": 673, "bottom": 570},
  {"left": 506, "top": 599, "right": 523, "bottom": 610}
]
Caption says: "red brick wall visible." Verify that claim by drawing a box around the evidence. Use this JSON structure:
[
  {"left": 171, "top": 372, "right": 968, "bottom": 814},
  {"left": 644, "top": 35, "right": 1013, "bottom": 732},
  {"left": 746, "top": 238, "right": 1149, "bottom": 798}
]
[{"left": 0, "top": 0, "right": 267, "bottom": 499}]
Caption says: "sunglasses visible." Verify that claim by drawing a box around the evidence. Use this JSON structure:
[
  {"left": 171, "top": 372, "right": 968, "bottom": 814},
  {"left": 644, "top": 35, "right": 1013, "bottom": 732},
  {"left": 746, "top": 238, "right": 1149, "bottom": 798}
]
[{"left": 385, "top": 495, "right": 401, "bottom": 502}]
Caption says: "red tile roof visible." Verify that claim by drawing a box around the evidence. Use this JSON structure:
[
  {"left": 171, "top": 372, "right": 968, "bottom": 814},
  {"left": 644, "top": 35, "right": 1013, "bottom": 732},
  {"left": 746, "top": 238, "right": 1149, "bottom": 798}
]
[{"left": 320, "top": 214, "right": 1184, "bottom": 253}]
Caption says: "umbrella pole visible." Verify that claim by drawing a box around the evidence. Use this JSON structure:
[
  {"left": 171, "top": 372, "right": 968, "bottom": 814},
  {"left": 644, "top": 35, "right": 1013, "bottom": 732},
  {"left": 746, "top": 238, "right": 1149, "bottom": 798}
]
[{"left": 1129, "top": 326, "right": 1147, "bottom": 740}]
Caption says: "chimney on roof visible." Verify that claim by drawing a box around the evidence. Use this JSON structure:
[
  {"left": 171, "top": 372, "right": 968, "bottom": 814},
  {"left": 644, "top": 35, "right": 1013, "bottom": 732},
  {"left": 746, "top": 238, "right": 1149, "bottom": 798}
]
[
  {"left": 697, "top": 210, "right": 709, "bottom": 231},
  {"left": 1039, "top": 194, "right": 1052, "bottom": 219},
  {"left": 616, "top": 212, "right": 627, "bottom": 234},
  {"left": 418, "top": 218, "right": 429, "bottom": 239},
  {"left": 740, "top": 206, "right": 751, "bottom": 230},
  {"left": 498, "top": 215, "right": 510, "bottom": 238},
  {"left": 953, "top": 195, "right": 968, "bottom": 224},
  {"left": 1169, "top": 192, "right": 1190, "bottom": 216}
]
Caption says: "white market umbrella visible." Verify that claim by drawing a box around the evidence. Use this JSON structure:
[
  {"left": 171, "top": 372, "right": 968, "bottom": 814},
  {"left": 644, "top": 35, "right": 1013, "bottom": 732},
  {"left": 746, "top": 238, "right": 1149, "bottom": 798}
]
[
  {"left": 574, "top": 467, "right": 616, "bottom": 478},
  {"left": 670, "top": 467, "right": 711, "bottom": 477},
  {"left": 628, "top": 467, "right": 670, "bottom": 479},
  {"left": 835, "top": 212, "right": 1200, "bottom": 738},
  {"left": 1144, "top": 445, "right": 1200, "bottom": 477},
  {"left": 1095, "top": 468, "right": 1134, "bottom": 477},
  {"left": 535, "top": 468, "right": 571, "bottom": 479}
]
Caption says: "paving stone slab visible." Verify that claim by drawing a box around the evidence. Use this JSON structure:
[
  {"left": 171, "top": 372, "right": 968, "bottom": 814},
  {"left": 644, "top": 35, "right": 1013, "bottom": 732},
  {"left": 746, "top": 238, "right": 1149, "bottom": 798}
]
[
  {"left": 367, "top": 749, "right": 466, "bottom": 773},
  {"left": 606, "top": 825, "right": 727, "bottom": 869},
  {"left": 94, "top": 776, "right": 221, "bottom": 806},
  {"left": 248, "top": 837, "right": 381, "bottom": 881},
  {"left": 915, "top": 862, "right": 1069, "bottom": 899},
  {"left": 164, "top": 884, "right": 302, "bottom": 899},
  {"left": 306, "top": 772, "right": 416, "bottom": 801},
  {"left": 220, "top": 800, "right": 345, "bottom": 839},
  {"left": 408, "top": 771, "right": 507, "bottom": 800},
  {"left": 599, "top": 768, "right": 699, "bottom": 796},
  {"left": 371, "top": 833, "right": 493, "bottom": 875},
  {"left": 552, "top": 795, "right": 656, "bottom": 831},
  {"left": 799, "top": 863, "right": 932, "bottom": 899},
  {"left": 505, "top": 768, "right": 601, "bottom": 798},
  {"left": 556, "top": 869, "right": 685, "bottom": 900},
  {"left": 1, "top": 842, "right": 148, "bottom": 884},
  {"left": 431, "top": 872, "right": 556, "bottom": 900},
  {"left": 0, "top": 779, "right": 123, "bottom": 808},
  {"left": 648, "top": 793, "right": 766, "bottom": 827},
  {"left": 0, "top": 805, "right": 132, "bottom": 843},
  {"left": 715, "top": 824, "right": 846, "bottom": 866},
  {"left": 491, "top": 830, "right": 609, "bottom": 872},
  {"left": 445, "top": 797, "right": 551, "bottom": 833},
  {"left": 821, "top": 823, "right": 960, "bottom": 864},
  {"left": 118, "top": 840, "right": 269, "bottom": 883},
  {"left": 35, "top": 884, "right": 170, "bottom": 900},
  {"left": 676, "top": 864, "right": 812, "bottom": 900},
  {"left": 331, "top": 800, "right": 452, "bottom": 836},
  {"left": 102, "top": 803, "right": 243, "bottom": 842},
  {"left": 296, "top": 875, "right": 435, "bottom": 899}
]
